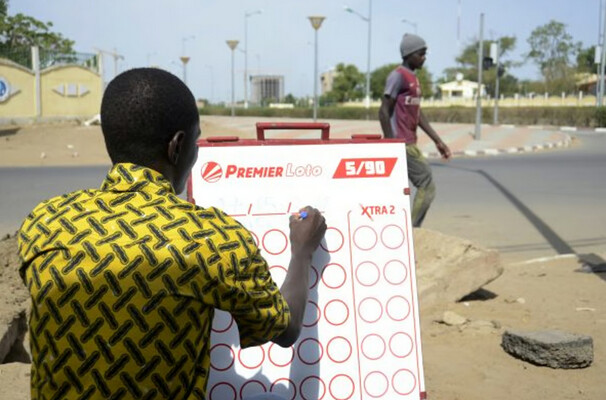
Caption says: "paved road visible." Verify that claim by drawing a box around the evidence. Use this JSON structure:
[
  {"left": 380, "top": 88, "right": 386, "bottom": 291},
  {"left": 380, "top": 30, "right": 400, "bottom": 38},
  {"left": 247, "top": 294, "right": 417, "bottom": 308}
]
[
  {"left": 1, "top": 133, "right": 604, "bottom": 263},
  {"left": 0, "top": 166, "right": 109, "bottom": 235},
  {"left": 424, "top": 131, "right": 606, "bottom": 262}
]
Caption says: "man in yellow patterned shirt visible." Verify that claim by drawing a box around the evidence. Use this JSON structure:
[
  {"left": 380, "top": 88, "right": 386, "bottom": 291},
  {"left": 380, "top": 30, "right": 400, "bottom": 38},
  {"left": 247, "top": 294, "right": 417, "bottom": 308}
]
[{"left": 18, "top": 68, "right": 326, "bottom": 399}]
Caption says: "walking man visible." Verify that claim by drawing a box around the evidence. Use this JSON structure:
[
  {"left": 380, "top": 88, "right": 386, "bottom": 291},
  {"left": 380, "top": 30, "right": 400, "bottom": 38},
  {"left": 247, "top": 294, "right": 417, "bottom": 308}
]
[{"left": 379, "top": 33, "right": 451, "bottom": 227}]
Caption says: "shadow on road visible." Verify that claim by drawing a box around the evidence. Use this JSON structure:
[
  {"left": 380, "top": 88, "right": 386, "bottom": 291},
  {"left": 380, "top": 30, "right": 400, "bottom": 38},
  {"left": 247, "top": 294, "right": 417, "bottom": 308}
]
[{"left": 433, "top": 163, "right": 606, "bottom": 281}]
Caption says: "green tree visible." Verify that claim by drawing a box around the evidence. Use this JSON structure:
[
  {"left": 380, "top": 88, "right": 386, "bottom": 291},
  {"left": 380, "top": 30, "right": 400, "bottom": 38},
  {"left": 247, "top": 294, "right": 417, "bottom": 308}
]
[
  {"left": 516, "top": 79, "right": 546, "bottom": 96},
  {"left": 0, "top": 0, "right": 75, "bottom": 67},
  {"left": 284, "top": 93, "right": 296, "bottom": 104},
  {"left": 370, "top": 63, "right": 433, "bottom": 99},
  {"left": 442, "top": 36, "right": 519, "bottom": 97},
  {"left": 325, "top": 63, "right": 364, "bottom": 102},
  {"left": 370, "top": 63, "right": 398, "bottom": 98},
  {"left": 455, "top": 36, "right": 516, "bottom": 69},
  {"left": 527, "top": 20, "right": 581, "bottom": 93},
  {"left": 576, "top": 45, "right": 596, "bottom": 74},
  {"left": 416, "top": 68, "right": 433, "bottom": 98},
  {"left": 260, "top": 96, "right": 278, "bottom": 107}
]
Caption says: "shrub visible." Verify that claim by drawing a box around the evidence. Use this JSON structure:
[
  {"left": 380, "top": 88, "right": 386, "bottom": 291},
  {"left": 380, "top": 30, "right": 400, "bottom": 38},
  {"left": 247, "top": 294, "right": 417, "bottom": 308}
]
[{"left": 199, "top": 106, "right": 606, "bottom": 127}]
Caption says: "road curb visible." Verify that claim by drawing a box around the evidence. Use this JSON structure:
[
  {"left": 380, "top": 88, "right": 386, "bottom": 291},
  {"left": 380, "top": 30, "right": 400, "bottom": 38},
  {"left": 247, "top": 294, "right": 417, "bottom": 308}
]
[
  {"left": 422, "top": 133, "right": 572, "bottom": 159},
  {"left": 499, "top": 124, "right": 606, "bottom": 132}
]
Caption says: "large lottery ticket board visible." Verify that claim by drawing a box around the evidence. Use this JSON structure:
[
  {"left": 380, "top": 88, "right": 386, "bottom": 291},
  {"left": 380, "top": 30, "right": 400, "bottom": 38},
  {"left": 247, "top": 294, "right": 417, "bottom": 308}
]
[{"left": 188, "top": 123, "right": 426, "bottom": 400}]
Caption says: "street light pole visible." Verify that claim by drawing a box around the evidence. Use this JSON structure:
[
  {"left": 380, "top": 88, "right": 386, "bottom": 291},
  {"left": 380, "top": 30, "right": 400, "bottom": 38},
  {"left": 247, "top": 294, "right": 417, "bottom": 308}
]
[
  {"left": 457, "top": 0, "right": 462, "bottom": 49},
  {"left": 344, "top": 2, "right": 372, "bottom": 118},
  {"left": 244, "top": 10, "right": 262, "bottom": 109},
  {"left": 226, "top": 40, "right": 240, "bottom": 117},
  {"left": 594, "top": 0, "right": 604, "bottom": 107},
  {"left": 600, "top": 2, "right": 606, "bottom": 106},
  {"left": 474, "top": 13, "right": 484, "bottom": 140},
  {"left": 308, "top": 16, "right": 325, "bottom": 122},
  {"left": 180, "top": 56, "right": 190, "bottom": 86},
  {"left": 365, "top": 0, "right": 372, "bottom": 113},
  {"left": 492, "top": 41, "right": 500, "bottom": 125},
  {"left": 181, "top": 36, "right": 195, "bottom": 86}
]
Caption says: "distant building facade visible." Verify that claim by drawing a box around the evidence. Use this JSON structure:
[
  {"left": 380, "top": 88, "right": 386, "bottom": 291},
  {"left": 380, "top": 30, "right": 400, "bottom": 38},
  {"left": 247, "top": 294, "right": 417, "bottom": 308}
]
[
  {"left": 321, "top": 68, "right": 338, "bottom": 94},
  {"left": 250, "top": 75, "right": 284, "bottom": 104},
  {"left": 438, "top": 79, "right": 486, "bottom": 99},
  {"left": 576, "top": 73, "right": 600, "bottom": 95}
]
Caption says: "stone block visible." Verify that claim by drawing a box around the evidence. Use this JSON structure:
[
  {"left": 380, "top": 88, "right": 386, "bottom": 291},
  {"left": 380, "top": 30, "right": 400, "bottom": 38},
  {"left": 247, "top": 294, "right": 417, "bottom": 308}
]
[
  {"left": 501, "top": 329, "right": 593, "bottom": 369},
  {"left": 414, "top": 228, "right": 503, "bottom": 306}
]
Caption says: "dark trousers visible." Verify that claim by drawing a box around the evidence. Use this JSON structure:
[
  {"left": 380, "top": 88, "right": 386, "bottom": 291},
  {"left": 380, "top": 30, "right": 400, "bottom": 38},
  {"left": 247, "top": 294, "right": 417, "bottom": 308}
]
[{"left": 406, "top": 144, "right": 436, "bottom": 227}]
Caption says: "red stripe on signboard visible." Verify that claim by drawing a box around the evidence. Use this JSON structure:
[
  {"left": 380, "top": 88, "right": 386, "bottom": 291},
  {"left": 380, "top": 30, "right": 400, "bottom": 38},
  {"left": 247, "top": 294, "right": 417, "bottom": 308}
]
[{"left": 333, "top": 158, "right": 398, "bottom": 179}]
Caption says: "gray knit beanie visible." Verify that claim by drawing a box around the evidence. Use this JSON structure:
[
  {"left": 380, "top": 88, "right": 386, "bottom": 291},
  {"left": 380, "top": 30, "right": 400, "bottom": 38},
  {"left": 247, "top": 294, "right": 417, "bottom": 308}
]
[{"left": 400, "top": 33, "right": 426, "bottom": 58}]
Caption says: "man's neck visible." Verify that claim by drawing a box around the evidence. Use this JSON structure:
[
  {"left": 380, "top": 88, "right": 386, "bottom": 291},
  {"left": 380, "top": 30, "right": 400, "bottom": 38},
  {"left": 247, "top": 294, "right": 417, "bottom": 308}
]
[{"left": 402, "top": 60, "right": 415, "bottom": 71}]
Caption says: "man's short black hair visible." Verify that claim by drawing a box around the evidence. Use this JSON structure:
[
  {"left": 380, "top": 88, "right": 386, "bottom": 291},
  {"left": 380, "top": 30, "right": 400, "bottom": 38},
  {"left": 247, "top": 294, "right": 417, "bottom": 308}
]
[{"left": 100, "top": 68, "right": 199, "bottom": 165}]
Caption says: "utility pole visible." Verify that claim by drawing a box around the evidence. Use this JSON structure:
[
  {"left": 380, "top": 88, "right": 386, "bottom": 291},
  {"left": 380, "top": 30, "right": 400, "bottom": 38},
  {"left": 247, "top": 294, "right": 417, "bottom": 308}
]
[
  {"left": 345, "top": 2, "right": 372, "bottom": 119},
  {"left": 180, "top": 56, "right": 190, "bottom": 85},
  {"left": 474, "top": 13, "right": 484, "bottom": 140},
  {"left": 226, "top": 40, "right": 240, "bottom": 117},
  {"left": 308, "top": 16, "right": 325, "bottom": 122},
  {"left": 457, "top": 0, "right": 462, "bottom": 49},
  {"left": 492, "top": 41, "right": 500, "bottom": 125},
  {"left": 600, "top": 0, "right": 606, "bottom": 106},
  {"left": 181, "top": 36, "right": 195, "bottom": 86},
  {"left": 598, "top": 0, "right": 603, "bottom": 106},
  {"left": 365, "top": 0, "right": 372, "bottom": 118},
  {"left": 244, "top": 10, "right": 262, "bottom": 109}
]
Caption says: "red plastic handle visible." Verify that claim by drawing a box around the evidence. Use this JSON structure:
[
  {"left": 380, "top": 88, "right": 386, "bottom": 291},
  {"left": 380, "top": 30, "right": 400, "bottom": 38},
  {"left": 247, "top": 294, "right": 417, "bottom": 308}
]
[{"left": 255, "top": 122, "right": 330, "bottom": 140}]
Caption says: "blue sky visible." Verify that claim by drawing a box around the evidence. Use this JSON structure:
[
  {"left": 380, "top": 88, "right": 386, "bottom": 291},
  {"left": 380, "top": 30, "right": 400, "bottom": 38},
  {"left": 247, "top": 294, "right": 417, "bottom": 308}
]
[{"left": 11, "top": 0, "right": 600, "bottom": 102}]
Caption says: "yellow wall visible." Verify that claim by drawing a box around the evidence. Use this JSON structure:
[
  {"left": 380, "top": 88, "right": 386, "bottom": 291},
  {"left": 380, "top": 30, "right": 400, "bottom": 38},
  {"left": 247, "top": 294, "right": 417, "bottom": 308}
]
[
  {"left": 421, "top": 95, "right": 597, "bottom": 108},
  {"left": 343, "top": 95, "right": 598, "bottom": 109},
  {"left": 0, "top": 60, "right": 36, "bottom": 118},
  {"left": 0, "top": 59, "right": 102, "bottom": 120},
  {"left": 41, "top": 65, "right": 102, "bottom": 118}
]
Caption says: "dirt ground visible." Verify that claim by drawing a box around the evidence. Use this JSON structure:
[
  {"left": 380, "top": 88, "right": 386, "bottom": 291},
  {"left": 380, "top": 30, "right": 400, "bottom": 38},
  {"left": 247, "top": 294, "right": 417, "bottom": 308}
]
[
  {"left": 0, "top": 119, "right": 238, "bottom": 167},
  {"left": 0, "top": 123, "right": 605, "bottom": 399},
  {"left": 1, "top": 234, "right": 604, "bottom": 399},
  {"left": 421, "top": 255, "right": 605, "bottom": 400}
]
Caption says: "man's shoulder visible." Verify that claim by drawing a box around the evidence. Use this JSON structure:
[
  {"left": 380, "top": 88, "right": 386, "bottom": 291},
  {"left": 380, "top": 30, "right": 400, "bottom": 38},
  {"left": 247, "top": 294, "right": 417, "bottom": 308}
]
[
  {"left": 22, "top": 188, "right": 97, "bottom": 224},
  {"left": 387, "top": 67, "right": 403, "bottom": 79},
  {"left": 385, "top": 68, "right": 403, "bottom": 87},
  {"left": 18, "top": 188, "right": 98, "bottom": 255}
]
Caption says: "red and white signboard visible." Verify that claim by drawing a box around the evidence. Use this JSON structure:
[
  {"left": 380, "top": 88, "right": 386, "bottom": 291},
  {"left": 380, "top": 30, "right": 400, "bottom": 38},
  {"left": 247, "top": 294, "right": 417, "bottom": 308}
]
[{"left": 188, "top": 123, "right": 426, "bottom": 400}]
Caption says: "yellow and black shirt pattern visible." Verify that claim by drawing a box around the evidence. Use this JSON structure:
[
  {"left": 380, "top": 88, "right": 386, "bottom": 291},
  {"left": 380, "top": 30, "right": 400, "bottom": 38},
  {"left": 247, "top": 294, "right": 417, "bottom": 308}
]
[{"left": 18, "top": 163, "right": 290, "bottom": 400}]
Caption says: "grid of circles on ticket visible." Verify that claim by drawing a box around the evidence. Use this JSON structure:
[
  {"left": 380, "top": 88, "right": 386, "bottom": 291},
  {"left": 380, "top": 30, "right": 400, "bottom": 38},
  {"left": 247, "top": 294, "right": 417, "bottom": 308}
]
[
  {"left": 344, "top": 212, "right": 420, "bottom": 399},
  {"left": 208, "top": 224, "right": 351, "bottom": 400},
  {"left": 208, "top": 217, "right": 419, "bottom": 399}
]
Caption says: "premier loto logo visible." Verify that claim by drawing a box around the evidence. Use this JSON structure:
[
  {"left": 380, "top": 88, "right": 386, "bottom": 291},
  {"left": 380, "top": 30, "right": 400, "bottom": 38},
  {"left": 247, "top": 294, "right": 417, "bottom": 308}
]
[
  {"left": 200, "top": 160, "right": 323, "bottom": 183},
  {"left": 200, "top": 161, "right": 223, "bottom": 183}
]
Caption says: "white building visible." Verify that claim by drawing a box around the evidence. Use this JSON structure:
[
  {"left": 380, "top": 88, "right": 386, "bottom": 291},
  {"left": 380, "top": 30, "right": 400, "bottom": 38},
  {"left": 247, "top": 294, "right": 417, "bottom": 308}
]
[
  {"left": 438, "top": 79, "right": 486, "bottom": 99},
  {"left": 250, "top": 75, "right": 284, "bottom": 104},
  {"left": 321, "top": 68, "right": 338, "bottom": 94}
]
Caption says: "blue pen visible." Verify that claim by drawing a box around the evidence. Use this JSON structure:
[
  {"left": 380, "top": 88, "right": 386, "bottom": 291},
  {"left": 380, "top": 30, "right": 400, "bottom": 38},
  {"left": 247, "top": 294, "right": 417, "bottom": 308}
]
[{"left": 299, "top": 211, "right": 308, "bottom": 219}]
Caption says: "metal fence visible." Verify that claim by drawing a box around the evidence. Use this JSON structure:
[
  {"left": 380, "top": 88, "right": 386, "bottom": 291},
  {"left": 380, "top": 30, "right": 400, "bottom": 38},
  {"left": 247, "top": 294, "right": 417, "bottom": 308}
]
[
  {"left": 0, "top": 48, "right": 97, "bottom": 70},
  {"left": 39, "top": 49, "right": 98, "bottom": 70}
]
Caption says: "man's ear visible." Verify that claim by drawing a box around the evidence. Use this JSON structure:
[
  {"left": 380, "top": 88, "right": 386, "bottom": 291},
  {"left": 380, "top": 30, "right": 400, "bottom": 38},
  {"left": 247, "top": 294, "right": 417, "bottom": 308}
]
[{"left": 167, "top": 131, "right": 185, "bottom": 165}]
